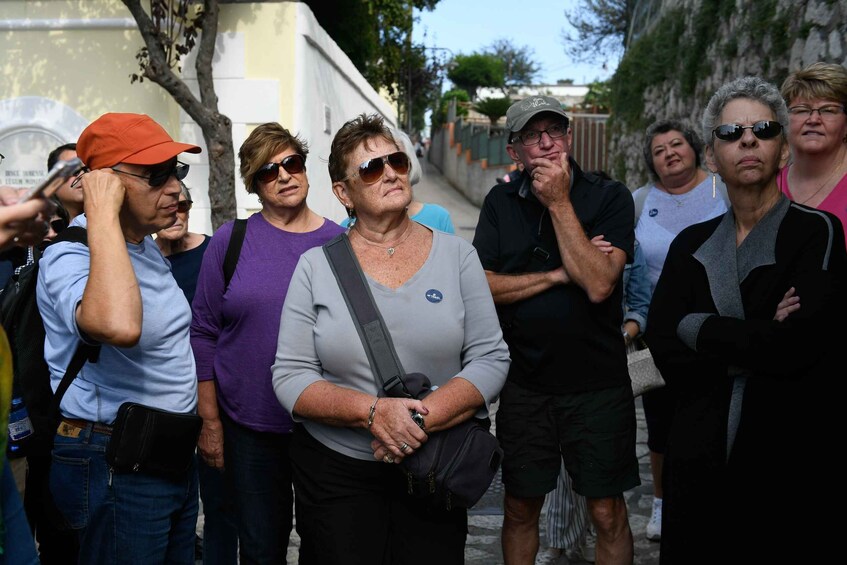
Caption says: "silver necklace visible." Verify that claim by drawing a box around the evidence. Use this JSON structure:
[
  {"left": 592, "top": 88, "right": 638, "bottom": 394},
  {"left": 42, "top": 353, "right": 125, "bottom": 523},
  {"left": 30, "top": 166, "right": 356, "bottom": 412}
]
[{"left": 353, "top": 222, "right": 413, "bottom": 257}]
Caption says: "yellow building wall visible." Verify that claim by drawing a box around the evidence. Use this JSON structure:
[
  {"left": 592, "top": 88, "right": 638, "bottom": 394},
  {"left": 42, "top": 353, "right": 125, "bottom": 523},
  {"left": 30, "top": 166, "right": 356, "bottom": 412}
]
[
  {"left": 220, "top": 2, "right": 297, "bottom": 130},
  {"left": 2, "top": 1, "right": 174, "bottom": 130}
]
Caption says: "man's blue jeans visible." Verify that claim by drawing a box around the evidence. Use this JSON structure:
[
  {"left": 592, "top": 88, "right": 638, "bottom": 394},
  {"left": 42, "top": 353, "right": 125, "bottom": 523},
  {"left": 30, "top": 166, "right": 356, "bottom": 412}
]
[{"left": 49, "top": 423, "right": 198, "bottom": 565}]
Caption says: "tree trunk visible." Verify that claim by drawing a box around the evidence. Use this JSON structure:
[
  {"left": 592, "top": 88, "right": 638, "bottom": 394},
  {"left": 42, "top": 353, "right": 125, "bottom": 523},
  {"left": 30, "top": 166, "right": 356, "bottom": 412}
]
[{"left": 122, "top": 0, "right": 236, "bottom": 230}]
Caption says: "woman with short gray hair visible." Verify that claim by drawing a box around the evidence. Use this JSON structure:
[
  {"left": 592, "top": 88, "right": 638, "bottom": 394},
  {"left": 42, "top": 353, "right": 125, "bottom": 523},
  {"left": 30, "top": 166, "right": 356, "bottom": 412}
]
[{"left": 647, "top": 75, "right": 846, "bottom": 563}]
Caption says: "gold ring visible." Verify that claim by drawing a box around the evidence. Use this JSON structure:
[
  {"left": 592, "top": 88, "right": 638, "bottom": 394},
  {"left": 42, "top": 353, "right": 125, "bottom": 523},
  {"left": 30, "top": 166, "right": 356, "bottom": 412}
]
[
  {"left": 401, "top": 442, "right": 410, "bottom": 452},
  {"left": 383, "top": 454, "right": 394, "bottom": 464}
]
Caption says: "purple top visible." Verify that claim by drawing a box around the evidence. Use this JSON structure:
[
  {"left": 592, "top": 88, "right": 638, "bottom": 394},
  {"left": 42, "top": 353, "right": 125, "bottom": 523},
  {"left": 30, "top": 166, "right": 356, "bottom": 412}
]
[{"left": 190, "top": 213, "right": 344, "bottom": 433}]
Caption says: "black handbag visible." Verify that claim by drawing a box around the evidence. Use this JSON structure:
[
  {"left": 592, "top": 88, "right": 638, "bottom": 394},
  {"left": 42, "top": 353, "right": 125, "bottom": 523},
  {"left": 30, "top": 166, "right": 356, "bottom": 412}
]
[
  {"left": 105, "top": 402, "right": 202, "bottom": 479},
  {"left": 323, "top": 234, "right": 503, "bottom": 510}
]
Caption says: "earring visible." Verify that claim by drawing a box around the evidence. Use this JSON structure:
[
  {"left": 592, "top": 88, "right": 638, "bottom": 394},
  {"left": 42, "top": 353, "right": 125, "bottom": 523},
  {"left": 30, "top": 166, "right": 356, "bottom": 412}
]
[{"left": 712, "top": 173, "right": 716, "bottom": 198}]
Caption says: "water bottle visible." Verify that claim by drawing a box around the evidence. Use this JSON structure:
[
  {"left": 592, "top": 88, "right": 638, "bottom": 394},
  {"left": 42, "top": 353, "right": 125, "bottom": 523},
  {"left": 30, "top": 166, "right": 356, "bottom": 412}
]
[{"left": 8, "top": 396, "right": 34, "bottom": 454}]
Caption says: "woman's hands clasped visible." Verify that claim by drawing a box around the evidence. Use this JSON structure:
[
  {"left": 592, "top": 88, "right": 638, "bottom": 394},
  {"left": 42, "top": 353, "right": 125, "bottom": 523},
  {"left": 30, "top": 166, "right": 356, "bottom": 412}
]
[{"left": 368, "top": 397, "right": 429, "bottom": 464}]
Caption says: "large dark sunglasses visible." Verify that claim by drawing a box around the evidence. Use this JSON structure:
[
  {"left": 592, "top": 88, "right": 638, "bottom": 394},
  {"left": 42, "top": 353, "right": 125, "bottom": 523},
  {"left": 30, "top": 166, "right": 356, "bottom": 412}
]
[
  {"left": 344, "top": 151, "right": 410, "bottom": 184},
  {"left": 112, "top": 161, "right": 189, "bottom": 188},
  {"left": 712, "top": 121, "right": 783, "bottom": 142},
  {"left": 255, "top": 154, "right": 306, "bottom": 184},
  {"left": 177, "top": 199, "right": 193, "bottom": 213}
]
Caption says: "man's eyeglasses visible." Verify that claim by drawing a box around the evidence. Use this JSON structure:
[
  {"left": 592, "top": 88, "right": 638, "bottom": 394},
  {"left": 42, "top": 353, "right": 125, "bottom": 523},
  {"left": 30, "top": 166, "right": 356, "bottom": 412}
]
[
  {"left": 177, "top": 200, "right": 192, "bottom": 213},
  {"left": 712, "top": 121, "right": 783, "bottom": 142},
  {"left": 111, "top": 161, "right": 189, "bottom": 188},
  {"left": 342, "top": 151, "right": 410, "bottom": 184},
  {"left": 512, "top": 123, "right": 568, "bottom": 146},
  {"left": 255, "top": 154, "right": 306, "bottom": 184},
  {"left": 788, "top": 104, "right": 845, "bottom": 119}
]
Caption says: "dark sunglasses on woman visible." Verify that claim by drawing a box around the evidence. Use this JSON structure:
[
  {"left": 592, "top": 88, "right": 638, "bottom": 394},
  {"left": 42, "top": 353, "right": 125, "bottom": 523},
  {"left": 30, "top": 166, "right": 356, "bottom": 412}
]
[
  {"left": 712, "top": 121, "right": 783, "bottom": 142},
  {"left": 177, "top": 200, "right": 193, "bottom": 213},
  {"left": 344, "top": 151, "right": 411, "bottom": 185},
  {"left": 255, "top": 154, "right": 306, "bottom": 184}
]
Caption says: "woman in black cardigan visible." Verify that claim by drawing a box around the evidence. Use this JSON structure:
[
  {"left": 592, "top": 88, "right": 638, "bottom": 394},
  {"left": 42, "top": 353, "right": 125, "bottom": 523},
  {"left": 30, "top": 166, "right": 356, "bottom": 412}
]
[{"left": 647, "top": 76, "right": 847, "bottom": 564}]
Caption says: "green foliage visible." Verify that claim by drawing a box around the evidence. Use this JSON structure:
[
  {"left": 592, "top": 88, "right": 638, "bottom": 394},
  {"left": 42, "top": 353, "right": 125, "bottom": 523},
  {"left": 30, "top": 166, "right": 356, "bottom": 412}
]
[
  {"left": 305, "top": 0, "right": 442, "bottom": 134},
  {"left": 679, "top": 0, "right": 727, "bottom": 97},
  {"left": 432, "top": 89, "right": 470, "bottom": 127},
  {"left": 562, "top": 0, "right": 633, "bottom": 64},
  {"left": 473, "top": 97, "right": 512, "bottom": 125},
  {"left": 483, "top": 39, "right": 540, "bottom": 89},
  {"left": 609, "top": 8, "right": 685, "bottom": 129},
  {"left": 447, "top": 54, "right": 505, "bottom": 100},
  {"left": 581, "top": 79, "right": 612, "bottom": 113}
]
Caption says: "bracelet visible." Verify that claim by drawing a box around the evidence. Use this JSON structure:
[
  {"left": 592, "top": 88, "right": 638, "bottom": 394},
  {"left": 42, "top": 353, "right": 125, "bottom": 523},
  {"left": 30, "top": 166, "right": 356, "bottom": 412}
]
[{"left": 367, "top": 397, "right": 380, "bottom": 428}]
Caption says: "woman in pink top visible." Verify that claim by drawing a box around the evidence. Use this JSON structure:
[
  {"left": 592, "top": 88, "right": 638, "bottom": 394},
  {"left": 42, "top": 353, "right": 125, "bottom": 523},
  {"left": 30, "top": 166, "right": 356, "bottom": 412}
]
[{"left": 779, "top": 62, "right": 847, "bottom": 237}]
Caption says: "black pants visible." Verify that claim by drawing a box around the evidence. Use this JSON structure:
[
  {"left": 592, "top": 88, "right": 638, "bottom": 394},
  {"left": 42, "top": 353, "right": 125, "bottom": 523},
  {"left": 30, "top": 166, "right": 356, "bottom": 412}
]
[{"left": 291, "top": 426, "right": 467, "bottom": 565}]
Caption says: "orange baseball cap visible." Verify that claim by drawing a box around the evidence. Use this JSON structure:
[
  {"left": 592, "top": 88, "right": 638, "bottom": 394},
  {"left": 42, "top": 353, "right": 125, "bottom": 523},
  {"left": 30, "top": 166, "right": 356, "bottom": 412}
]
[{"left": 77, "top": 113, "right": 201, "bottom": 170}]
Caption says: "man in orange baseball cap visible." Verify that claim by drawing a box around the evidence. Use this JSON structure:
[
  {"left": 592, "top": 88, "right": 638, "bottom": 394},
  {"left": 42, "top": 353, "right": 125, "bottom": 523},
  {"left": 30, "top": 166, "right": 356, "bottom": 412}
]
[{"left": 37, "top": 113, "right": 203, "bottom": 564}]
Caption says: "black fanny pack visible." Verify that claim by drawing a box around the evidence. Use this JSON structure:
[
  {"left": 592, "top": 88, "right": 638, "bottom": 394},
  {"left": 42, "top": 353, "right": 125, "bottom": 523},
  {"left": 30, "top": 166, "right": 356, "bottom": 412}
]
[
  {"left": 395, "top": 374, "right": 502, "bottom": 510},
  {"left": 105, "top": 402, "right": 202, "bottom": 479}
]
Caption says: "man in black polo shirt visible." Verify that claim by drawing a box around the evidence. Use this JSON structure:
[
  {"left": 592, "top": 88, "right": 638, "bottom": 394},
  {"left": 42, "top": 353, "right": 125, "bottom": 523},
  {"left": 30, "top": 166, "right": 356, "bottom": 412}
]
[{"left": 473, "top": 96, "right": 638, "bottom": 565}]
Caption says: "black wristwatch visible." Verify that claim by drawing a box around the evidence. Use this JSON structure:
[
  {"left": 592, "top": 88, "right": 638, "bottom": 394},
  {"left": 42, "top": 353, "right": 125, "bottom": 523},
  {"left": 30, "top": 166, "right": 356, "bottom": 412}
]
[{"left": 410, "top": 409, "right": 426, "bottom": 431}]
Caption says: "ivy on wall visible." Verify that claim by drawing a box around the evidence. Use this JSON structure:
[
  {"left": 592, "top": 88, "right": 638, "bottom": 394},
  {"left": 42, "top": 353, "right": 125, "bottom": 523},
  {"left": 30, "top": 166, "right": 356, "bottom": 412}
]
[{"left": 607, "top": 0, "right": 805, "bottom": 185}]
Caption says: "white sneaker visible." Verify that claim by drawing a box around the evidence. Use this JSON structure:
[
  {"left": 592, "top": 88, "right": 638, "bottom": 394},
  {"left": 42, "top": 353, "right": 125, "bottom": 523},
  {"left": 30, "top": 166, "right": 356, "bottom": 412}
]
[{"left": 646, "top": 497, "right": 662, "bottom": 541}]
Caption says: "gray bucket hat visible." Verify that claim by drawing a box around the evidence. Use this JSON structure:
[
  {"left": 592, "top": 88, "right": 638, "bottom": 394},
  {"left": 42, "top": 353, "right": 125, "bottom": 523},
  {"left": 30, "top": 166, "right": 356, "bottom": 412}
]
[{"left": 505, "top": 96, "right": 569, "bottom": 133}]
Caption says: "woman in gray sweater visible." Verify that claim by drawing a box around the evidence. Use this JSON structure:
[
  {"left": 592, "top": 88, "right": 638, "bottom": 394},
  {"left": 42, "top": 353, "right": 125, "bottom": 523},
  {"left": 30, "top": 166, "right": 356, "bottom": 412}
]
[{"left": 272, "top": 114, "right": 509, "bottom": 564}]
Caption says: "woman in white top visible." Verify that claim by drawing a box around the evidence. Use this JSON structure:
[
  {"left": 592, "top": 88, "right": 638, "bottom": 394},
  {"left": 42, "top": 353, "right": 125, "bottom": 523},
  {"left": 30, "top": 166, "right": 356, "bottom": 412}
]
[{"left": 631, "top": 118, "right": 729, "bottom": 542}]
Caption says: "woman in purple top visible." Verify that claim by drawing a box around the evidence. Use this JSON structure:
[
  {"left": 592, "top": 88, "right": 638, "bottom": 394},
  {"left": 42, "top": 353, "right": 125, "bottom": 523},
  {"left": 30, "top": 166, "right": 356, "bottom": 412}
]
[{"left": 190, "top": 123, "right": 343, "bottom": 563}]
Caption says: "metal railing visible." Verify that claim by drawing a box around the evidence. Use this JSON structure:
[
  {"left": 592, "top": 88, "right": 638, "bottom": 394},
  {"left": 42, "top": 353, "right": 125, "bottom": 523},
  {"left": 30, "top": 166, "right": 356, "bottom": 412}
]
[{"left": 450, "top": 114, "right": 609, "bottom": 172}]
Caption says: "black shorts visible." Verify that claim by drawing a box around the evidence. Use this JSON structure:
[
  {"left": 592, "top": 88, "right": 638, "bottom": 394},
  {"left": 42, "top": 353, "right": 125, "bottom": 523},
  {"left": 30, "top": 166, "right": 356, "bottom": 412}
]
[{"left": 496, "top": 380, "right": 640, "bottom": 499}]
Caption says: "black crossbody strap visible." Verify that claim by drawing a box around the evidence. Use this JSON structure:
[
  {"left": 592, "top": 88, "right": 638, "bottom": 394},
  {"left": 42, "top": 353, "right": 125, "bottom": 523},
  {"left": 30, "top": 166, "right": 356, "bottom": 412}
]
[
  {"left": 322, "top": 234, "right": 410, "bottom": 397},
  {"left": 47, "top": 226, "right": 101, "bottom": 422},
  {"left": 50, "top": 342, "right": 100, "bottom": 420},
  {"left": 223, "top": 218, "right": 248, "bottom": 289}
]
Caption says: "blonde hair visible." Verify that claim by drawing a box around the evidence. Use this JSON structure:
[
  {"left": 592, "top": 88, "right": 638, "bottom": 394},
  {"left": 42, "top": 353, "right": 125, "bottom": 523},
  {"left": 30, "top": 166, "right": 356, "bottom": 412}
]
[{"left": 780, "top": 62, "right": 847, "bottom": 106}]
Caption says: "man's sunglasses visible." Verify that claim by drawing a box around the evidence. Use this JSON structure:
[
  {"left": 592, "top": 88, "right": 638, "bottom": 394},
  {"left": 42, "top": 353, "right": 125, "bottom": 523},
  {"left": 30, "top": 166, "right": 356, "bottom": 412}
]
[
  {"left": 343, "top": 151, "right": 411, "bottom": 184},
  {"left": 177, "top": 200, "right": 193, "bottom": 213},
  {"left": 255, "top": 154, "right": 306, "bottom": 184},
  {"left": 712, "top": 121, "right": 783, "bottom": 142},
  {"left": 111, "top": 161, "right": 190, "bottom": 188}
]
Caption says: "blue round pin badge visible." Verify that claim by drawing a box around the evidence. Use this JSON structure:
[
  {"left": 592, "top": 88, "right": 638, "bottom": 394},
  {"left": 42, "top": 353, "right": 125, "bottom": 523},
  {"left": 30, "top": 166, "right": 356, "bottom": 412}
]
[
  {"left": 425, "top": 289, "right": 443, "bottom": 303},
  {"left": 649, "top": 208, "right": 658, "bottom": 217}
]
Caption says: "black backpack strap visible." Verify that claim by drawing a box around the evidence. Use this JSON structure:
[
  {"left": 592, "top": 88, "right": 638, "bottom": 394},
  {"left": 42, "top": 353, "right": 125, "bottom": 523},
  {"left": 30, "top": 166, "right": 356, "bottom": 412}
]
[
  {"left": 44, "top": 226, "right": 101, "bottom": 425},
  {"left": 223, "top": 219, "right": 248, "bottom": 289},
  {"left": 50, "top": 225, "right": 88, "bottom": 246},
  {"left": 50, "top": 343, "right": 100, "bottom": 424},
  {"left": 322, "top": 234, "right": 410, "bottom": 398}
]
